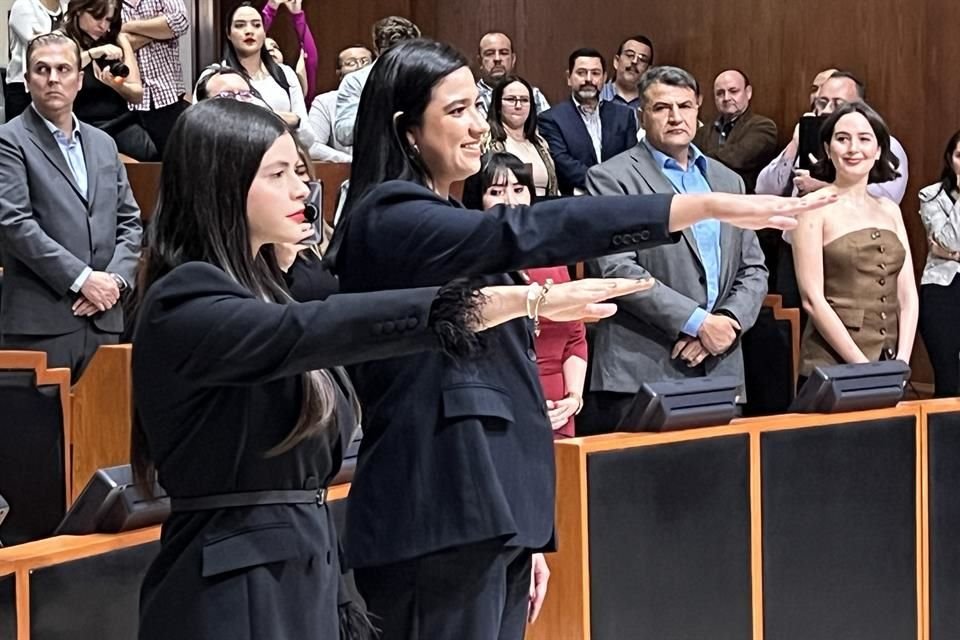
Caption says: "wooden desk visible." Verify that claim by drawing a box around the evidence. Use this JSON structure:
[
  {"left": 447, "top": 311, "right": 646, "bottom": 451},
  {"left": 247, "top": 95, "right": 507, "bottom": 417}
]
[
  {"left": 0, "top": 484, "right": 351, "bottom": 640},
  {"left": 528, "top": 405, "right": 925, "bottom": 640}
]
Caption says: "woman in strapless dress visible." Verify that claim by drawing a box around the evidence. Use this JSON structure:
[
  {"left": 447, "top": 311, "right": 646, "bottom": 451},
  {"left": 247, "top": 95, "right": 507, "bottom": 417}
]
[{"left": 792, "top": 102, "right": 918, "bottom": 380}]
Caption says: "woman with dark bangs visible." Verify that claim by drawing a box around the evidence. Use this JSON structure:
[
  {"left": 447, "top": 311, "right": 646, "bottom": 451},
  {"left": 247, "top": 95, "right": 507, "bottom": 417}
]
[
  {"left": 792, "top": 102, "right": 918, "bottom": 384},
  {"left": 60, "top": 0, "right": 155, "bottom": 159}
]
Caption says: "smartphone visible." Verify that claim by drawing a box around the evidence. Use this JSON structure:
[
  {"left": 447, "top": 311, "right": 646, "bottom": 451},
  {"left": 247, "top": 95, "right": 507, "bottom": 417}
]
[
  {"left": 298, "top": 180, "right": 323, "bottom": 246},
  {"left": 797, "top": 115, "right": 825, "bottom": 171}
]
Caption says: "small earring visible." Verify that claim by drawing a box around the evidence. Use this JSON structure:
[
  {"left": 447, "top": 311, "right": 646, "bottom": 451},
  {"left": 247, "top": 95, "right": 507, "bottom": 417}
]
[{"left": 411, "top": 143, "right": 420, "bottom": 154}]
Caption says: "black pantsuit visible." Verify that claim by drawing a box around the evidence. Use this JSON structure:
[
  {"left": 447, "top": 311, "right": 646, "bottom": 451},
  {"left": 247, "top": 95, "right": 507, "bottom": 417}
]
[
  {"left": 920, "top": 277, "right": 960, "bottom": 397},
  {"left": 334, "top": 180, "right": 678, "bottom": 638}
]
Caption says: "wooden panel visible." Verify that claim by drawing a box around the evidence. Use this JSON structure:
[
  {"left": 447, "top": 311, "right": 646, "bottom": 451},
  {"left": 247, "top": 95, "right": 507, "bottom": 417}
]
[
  {"left": 124, "top": 162, "right": 161, "bottom": 222},
  {"left": 69, "top": 346, "right": 134, "bottom": 504}
]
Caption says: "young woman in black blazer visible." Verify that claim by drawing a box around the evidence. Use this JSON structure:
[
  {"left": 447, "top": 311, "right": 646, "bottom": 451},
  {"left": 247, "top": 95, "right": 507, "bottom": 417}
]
[
  {"left": 328, "top": 38, "right": 834, "bottom": 640},
  {"left": 130, "top": 99, "right": 644, "bottom": 640}
]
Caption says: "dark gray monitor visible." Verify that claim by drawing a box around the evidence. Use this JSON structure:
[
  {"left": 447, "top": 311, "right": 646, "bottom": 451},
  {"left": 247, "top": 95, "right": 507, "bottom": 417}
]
[
  {"left": 55, "top": 465, "right": 169, "bottom": 535},
  {"left": 789, "top": 360, "right": 910, "bottom": 413},
  {"left": 620, "top": 376, "right": 740, "bottom": 432}
]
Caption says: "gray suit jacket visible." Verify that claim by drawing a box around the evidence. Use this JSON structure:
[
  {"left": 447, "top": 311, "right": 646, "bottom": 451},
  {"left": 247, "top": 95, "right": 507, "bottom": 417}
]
[
  {"left": 0, "top": 107, "right": 142, "bottom": 336},
  {"left": 585, "top": 143, "right": 767, "bottom": 397}
]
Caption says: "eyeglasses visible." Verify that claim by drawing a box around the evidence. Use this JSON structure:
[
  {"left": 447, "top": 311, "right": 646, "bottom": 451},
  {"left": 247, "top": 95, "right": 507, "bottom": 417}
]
[
  {"left": 341, "top": 56, "right": 371, "bottom": 70},
  {"left": 501, "top": 96, "right": 531, "bottom": 107},
  {"left": 619, "top": 50, "right": 651, "bottom": 64},
  {"left": 814, "top": 97, "right": 849, "bottom": 112},
  {"left": 215, "top": 90, "right": 257, "bottom": 102}
]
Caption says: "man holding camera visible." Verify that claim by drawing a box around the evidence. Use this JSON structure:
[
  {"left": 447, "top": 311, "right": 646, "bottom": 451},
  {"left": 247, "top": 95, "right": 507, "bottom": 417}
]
[{"left": 0, "top": 33, "right": 141, "bottom": 382}]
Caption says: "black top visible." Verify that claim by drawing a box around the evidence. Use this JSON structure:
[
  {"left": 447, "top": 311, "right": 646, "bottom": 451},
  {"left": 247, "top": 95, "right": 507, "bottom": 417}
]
[
  {"left": 132, "top": 261, "right": 447, "bottom": 638},
  {"left": 335, "top": 179, "right": 677, "bottom": 568},
  {"left": 74, "top": 61, "right": 128, "bottom": 128}
]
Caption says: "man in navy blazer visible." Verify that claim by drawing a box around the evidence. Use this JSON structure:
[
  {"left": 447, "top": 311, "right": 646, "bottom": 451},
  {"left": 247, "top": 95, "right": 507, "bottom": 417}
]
[{"left": 538, "top": 47, "right": 639, "bottom": 195}]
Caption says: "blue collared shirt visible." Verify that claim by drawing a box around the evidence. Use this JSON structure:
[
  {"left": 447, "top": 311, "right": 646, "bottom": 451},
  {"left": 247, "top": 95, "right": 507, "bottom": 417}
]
[
  {"left": 33, "top": 105, "right": 91, "bottom": 292},
  {"left": 642, "top": 139, "right": 721, "bottom": 337}
]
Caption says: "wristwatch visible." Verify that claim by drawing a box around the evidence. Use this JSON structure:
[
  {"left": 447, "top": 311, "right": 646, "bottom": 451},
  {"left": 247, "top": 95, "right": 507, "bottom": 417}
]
[{"left": 110, "top": 273, "right": 127, "bottom": 292}]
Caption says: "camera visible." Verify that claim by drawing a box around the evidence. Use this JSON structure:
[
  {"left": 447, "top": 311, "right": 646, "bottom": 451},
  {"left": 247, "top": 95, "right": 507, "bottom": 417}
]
[
  {"left": 298, "top": 181, "right": 323, "bottom": 246},
  {"left": 94, "top": 56, "right": 130, "bottom": 79}
]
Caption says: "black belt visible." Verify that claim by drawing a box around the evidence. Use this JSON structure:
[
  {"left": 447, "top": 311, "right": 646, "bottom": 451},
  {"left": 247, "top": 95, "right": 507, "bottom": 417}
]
[{"left": 170, "top": 488, "right": 327, "bottom": 512}]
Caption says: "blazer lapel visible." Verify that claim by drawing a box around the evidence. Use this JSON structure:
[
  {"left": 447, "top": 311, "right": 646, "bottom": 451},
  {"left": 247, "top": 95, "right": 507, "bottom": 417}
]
[
  {"left": 80, "top": 123, "right": 98, "bottom": 210},
  {"left": 631, "top": 144, "right": 705, "bottom": 267},
  {"left": 563, "top": 99, "right": 598, "bottom": 164},
  {"left": 22, "top": 108, "right": 86, "bottom": 203}
]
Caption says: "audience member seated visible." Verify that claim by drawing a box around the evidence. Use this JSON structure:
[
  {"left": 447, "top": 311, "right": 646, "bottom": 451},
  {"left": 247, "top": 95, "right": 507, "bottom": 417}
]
[
  {"left": 918, "top": 128, "right": 960, "bottom": 397},
  {"left": 60, "top": 0, "right": 157, "bottom": 160},
  {"left": 599, "top": 34, "right": 653, "bottom": 112},
  {"left": 474, "top": 31, "right": 549, "bottom": 118},
  {"left": 538, "top": 48, "right": 638, "bottom": 195},
  {"left": 464, "top": 152, "right": 587, "bottom": 439},
  {"left": 307, "top": 45, "right": 372, "bottom": 162},
  {"left": 194, "top": 64, "right": 268, "bottom": 106},
  {"left": 486, "top": 75, "right": 558, "bottom": 196},
  {"left": 261, "top": 0, "right": 317, "bottom": 101},
  {"left": 581, "top": 65, "right": 767, "bottom": 433},
  {"left": 334, "top": 15, "right": 420, "bottom": 147},
  {"left": 277, "top": 138, "right": 339, "bottom": 301},
  {"left": 5, "top": 0, "right": 66, "bottom": 122},
  {"left": 222, "top": 2, "right": 314, "bottom": 147},
  {"left": 0, "top": 33, "right": 142, "bottom": 382},
  {"left": 793, "top": 102, "right": 917, "bottom": 386},
  {"left": 693, "top": 69, "right": 777, "bottom": 193}
]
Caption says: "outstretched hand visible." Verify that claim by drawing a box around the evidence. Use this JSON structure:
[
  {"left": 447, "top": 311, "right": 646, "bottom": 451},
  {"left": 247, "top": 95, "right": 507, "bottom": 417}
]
[{"left": 539, "top": 277, "right": 654, "bottom": 323}]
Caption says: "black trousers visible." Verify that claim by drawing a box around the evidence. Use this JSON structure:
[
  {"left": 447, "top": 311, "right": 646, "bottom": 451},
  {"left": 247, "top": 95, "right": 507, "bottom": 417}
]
[
  {"left": 354, "top": 542, "right": 532, "bottom": 640},
  {"left": 2, "top": 326, "right": 118, "bottom": 383},
  {"left": 920, "top": 278, "right": 960, "bottom": 398},
  {"left": 140, "top": 97, "right": 188, "bottom": 156},
  {"left": 3, "top": 82, "right": 31, "bottom": 123}
]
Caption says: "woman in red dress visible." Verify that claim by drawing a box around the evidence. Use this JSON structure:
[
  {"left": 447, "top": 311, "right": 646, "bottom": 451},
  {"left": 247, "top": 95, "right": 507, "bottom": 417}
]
[{"left": 465, "top": 152, "right": 587, "bottom": 438}]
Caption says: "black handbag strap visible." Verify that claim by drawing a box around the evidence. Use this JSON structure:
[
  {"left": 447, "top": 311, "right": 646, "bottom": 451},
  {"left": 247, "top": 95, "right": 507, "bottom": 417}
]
[{"left": 170, "top": 488, "right": 326, "bottom": 512}]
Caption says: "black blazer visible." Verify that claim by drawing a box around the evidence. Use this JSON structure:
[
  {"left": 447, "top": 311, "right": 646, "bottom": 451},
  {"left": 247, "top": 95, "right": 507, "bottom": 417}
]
[
  {"left": 133, "top": 262, "right": 447, "bottom": 639},
  {"left": 334, "top": 180, "right": 677, "bottom": 569},
  {"left": 538, "top": 98, "right": 638, "bottom": 195}
]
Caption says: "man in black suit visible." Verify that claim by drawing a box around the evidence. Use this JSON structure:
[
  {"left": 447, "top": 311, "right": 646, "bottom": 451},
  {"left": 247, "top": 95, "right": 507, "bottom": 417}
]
[{"left": 538, "top": 47, "right": 639, "bottom": 195}]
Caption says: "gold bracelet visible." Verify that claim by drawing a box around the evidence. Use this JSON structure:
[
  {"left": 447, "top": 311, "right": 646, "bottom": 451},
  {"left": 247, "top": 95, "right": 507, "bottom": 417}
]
[
  {"left": 525, "top": 282, "right": 542, "bottom": 320},
  {"left": 532, "top": 278, "right": 553, "bottom": 336}
]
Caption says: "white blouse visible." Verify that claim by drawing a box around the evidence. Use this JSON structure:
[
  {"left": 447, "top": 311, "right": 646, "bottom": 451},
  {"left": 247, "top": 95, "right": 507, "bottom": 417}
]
[
  {"left": 249, "top": 63, "right": 314, "bottom": 147},
  {"left": 7, "top": 0, "right": 67, "bottom": 84}
]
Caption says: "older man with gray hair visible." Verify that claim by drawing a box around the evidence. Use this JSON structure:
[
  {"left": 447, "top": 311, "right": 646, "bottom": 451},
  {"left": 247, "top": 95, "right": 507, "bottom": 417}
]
[{"left": 579, "top": 65, "right": 768, "bottom": 434}]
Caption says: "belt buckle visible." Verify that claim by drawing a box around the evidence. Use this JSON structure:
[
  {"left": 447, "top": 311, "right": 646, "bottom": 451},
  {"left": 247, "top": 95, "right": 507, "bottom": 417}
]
[{"left": 316, "top": 488, "right": 327, "bottom": 506}]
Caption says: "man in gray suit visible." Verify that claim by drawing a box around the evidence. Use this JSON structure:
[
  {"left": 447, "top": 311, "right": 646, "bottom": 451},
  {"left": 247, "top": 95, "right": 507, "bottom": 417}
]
[
  {"left": 0, "top": 32, "right": 141, "bottom": 381},
  {"left": 581, "top": 66, "right": 767, "bottom": 433}
]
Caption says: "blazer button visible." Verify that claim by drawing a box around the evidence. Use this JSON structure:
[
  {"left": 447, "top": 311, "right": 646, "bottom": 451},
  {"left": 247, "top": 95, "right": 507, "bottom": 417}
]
[
  {"left": 527, "top": 348, "right": 537, "bottom": 362},
  {"left": 880, "top": 328, "right": 886, "bottom": 335},
  {"left": 879, "top": 278, "right": 886, "bottom": 286},
  {"left": 383, "top": 320, "right": 396, "bottom": 333},
  {"left": 406, "top": 318, "right": 418, "bottom": 329},
  {"left": 630, "top": 232, "right": 641, "bottom": 244},
  {"left": 639, "top": 229, "right": 651, "bottom": 241},
  {"left": 373, "top": 322, "right": 383, "bottom": 334},
  {"left": 612, "top": 234, "right": 622, "bottom": 247},
  {"left": 698, "top": 276, "right": 706, "bottom": 285}
]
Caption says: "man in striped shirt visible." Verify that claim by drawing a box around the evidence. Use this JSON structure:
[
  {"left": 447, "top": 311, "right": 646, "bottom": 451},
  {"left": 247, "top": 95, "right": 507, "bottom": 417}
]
[{"left": 121, "top": 0, "right": 190, "bottom": 154}]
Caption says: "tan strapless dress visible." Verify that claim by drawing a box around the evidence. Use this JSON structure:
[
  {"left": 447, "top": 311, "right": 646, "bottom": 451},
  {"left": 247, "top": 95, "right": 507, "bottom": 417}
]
[{"left": 799, "top": 228, "right": 905, "bottom": 376}]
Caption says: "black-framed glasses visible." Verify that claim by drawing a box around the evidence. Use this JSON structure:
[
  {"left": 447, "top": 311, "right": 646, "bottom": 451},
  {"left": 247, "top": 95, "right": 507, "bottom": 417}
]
[{"left": 501, "top": 96, "right": 531, "bottom": 107}]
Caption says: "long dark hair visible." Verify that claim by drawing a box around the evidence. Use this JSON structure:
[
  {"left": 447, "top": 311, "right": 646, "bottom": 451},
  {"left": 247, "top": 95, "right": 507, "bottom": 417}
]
[
  {"left": 131, "top": 100, "right": 339, "bottom": 483},
  {"left": 61, "top": 0, "right": 121, "bottom": 49},
  {"left": 222, "top": 2, "right": 290, "bottom": 94},
  {"left": 462, "top": 151, "right": 536, "bottom": 210},
  {"left": 810, "top": 102, "right": 900, "bottom": 184},
  {"left": 326, "top": 38, "right": 468, "bottom": 269},
  {"left": 487, "top": 75, "right": 538, "bottom": 143},
  {"left": 935, "top": 129, "right": 960, "bottom": 202}
]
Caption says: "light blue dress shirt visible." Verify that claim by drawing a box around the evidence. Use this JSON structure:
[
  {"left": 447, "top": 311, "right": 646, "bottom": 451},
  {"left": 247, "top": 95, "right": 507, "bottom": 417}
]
[
  {"left": 33, "top": 105, "right": 91, "bottom": 291},
  {"left": 641, "top": 139, "right": 721, "bottom": 337}
]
